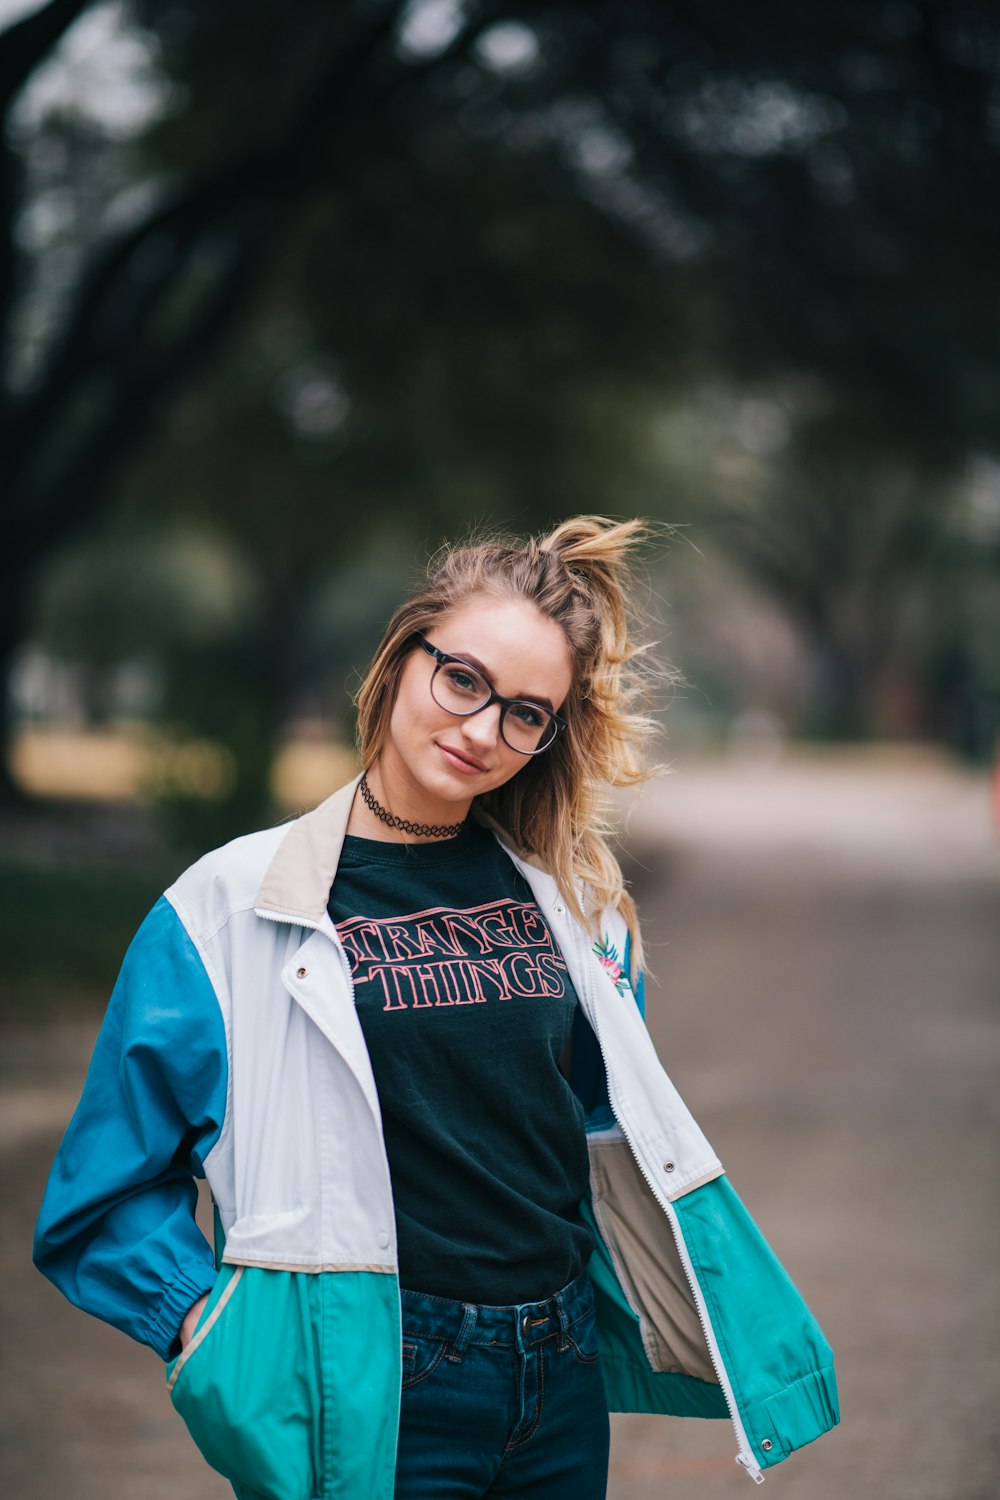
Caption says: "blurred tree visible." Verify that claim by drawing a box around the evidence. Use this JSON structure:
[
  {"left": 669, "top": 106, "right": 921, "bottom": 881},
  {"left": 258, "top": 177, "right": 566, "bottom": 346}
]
[{"left": 3, "top": 0, "right": 998, "bottom": 816}]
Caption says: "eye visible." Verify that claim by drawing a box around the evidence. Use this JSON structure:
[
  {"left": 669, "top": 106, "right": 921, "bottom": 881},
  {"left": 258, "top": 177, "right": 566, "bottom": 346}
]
[
  {"left": 443, "top": 666, "right": 482, "bottom": 695},
  {"left": 510, "top": 703, "right": 546, "bottom": 728}
]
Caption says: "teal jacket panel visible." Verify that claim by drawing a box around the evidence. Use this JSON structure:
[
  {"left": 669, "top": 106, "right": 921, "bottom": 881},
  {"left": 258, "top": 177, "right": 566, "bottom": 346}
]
[
  {"left": 674, "top": 1177, "right": 840, "bottom": 1471},
  {"left": 167, "top": 1265, "right": 401, "bottom": 1500}
]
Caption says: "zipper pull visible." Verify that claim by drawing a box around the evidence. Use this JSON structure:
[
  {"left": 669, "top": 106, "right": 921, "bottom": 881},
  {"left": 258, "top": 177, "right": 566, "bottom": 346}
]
[{"left": 736, "top": 1452, "right": 765, "bottom": 1484}]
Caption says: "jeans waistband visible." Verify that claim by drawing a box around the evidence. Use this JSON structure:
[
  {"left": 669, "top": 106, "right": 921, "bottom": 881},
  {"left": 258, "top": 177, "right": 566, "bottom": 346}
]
[{"left": 399, "top": 1272, "right": 594, "bottom": 1353}]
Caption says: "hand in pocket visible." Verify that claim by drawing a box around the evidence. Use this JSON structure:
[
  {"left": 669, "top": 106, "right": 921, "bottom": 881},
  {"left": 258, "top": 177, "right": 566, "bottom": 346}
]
[{"left": 180, "top": 1292, "right": 210, "bottom": 1351}]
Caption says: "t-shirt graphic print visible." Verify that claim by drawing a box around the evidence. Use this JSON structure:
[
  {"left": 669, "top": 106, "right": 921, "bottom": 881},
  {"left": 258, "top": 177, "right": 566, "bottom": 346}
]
[{"left": 336, "top": 896, "right": 570, "bottom": 1012}]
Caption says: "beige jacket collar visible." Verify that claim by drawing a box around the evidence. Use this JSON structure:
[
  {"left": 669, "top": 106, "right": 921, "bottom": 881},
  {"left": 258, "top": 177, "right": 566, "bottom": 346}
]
[{"left": 254, "top": 773, "right": 543, "bottom": 924}]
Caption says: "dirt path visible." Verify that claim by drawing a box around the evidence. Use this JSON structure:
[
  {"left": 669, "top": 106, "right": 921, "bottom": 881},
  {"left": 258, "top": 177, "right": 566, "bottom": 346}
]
[{"left": 4, "top": 750, "right": 999, "bottom": 1500}]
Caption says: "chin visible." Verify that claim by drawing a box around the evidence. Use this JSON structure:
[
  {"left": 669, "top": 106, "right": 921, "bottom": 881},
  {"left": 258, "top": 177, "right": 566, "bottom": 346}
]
[{"left": 420, "top": 750, "right": 473, "bottom": 796}]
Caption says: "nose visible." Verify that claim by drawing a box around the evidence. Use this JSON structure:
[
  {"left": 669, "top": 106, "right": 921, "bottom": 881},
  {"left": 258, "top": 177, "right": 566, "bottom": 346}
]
[{"left": 461, "top": 703, "right": 503, "bottom": 752}]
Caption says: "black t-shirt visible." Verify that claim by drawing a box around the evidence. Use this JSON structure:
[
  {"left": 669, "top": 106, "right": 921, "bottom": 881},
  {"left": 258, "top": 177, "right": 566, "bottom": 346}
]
[{"left": 327, "top": 815, "right": 594, "bottom": 1305}]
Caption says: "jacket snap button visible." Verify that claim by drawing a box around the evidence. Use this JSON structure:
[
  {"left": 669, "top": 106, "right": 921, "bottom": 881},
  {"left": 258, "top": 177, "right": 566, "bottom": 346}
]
[
  {"left": 377, "top": 1231, "right": 390, "bottom": 1249},
  {"left": 761, "top": 1440, "right": 773, "bottom": 1452},
  {"left": 553, "top": 905, "right": 565, "bottom": 915},
  {"left": 296, "top": 967, "right": 308, "bottom": 979},
  {"left": 663, "top": 1161, "right": 675, "bottom": 1173}
]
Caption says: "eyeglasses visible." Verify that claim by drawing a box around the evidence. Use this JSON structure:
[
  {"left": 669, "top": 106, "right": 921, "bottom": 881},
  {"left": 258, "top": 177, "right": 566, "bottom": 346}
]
[{"left": 413, "top": 634, "right": 568, "bottom": 755}]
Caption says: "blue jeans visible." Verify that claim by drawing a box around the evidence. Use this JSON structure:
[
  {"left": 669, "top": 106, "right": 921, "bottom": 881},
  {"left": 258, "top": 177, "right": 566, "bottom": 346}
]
[{"left": 394, "top": 1272, "right": 610, "bottom": 1499}]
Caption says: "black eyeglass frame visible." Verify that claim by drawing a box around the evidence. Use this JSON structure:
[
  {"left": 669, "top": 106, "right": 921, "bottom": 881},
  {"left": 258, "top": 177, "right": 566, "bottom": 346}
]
[{"left": 412, "top": 633, "right": 568, "bottom": 755}]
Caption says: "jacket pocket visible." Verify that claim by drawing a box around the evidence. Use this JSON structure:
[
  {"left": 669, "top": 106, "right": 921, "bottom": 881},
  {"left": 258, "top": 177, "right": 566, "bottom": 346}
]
[
  {"left": 166, "top": 1264, "right": 241, "bottom": 1392},
  {"left": 166, "top": 1264, "right": 322, "bottom": 1500}
]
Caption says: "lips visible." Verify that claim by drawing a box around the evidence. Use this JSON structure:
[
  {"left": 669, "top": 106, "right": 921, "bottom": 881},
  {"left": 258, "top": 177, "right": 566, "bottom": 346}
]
[{"left": 438, "top": 743, "right": 487, "bottom": 773}]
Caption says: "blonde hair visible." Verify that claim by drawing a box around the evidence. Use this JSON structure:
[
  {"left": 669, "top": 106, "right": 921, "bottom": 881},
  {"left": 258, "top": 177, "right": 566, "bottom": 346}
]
[{"left": 353, "top": 516, "right": 671, "bottom": 982}]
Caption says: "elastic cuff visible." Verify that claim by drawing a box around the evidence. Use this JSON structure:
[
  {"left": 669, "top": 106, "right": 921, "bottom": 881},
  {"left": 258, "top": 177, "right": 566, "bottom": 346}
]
[{"left": 146, "top": 1262, "right": 218, "bottom": 1362}]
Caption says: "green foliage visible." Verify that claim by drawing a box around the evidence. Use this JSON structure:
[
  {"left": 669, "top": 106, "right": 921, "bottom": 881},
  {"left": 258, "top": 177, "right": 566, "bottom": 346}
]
[{"left": 4, "top": 0, "right": 999, "bottom": 815}]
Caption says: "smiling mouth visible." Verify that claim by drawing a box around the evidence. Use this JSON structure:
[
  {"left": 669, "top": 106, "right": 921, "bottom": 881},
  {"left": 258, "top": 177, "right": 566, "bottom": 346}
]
[{"left": 438, "top": 744, "right": 487, "bottom": 772}]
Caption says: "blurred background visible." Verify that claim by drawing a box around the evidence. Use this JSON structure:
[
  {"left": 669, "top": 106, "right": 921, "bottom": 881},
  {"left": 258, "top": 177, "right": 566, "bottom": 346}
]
[{"left": 1, "top": 2, "right": 998, "bottom": 1497}]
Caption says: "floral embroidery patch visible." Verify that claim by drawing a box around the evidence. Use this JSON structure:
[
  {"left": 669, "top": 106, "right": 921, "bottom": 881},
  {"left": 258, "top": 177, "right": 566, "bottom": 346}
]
[{"left": 592, "top": 933, "right": 628, "bottom": 996}]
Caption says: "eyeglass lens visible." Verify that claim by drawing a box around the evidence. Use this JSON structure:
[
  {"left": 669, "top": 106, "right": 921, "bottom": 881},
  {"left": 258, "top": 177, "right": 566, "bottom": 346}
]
[{"left": 431, "top": 661, "right": 556, "bottom": 753}]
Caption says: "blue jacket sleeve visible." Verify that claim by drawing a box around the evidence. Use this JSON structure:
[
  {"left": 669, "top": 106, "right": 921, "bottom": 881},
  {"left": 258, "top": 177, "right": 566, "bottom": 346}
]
[{"left": 33, "top": 895, "right": 228, "bottom": 1361}]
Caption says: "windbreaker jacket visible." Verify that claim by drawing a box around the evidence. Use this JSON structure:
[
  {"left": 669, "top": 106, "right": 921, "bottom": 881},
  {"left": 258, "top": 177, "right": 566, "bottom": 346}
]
[{"left": 34, "top": 774, "right": 839, "bottom": 1497}]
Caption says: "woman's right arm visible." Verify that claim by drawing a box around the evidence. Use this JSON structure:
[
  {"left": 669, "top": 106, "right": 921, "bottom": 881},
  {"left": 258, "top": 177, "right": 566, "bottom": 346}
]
[{"left": 33, "top": 894, "right": 228, "bottom": 1362}]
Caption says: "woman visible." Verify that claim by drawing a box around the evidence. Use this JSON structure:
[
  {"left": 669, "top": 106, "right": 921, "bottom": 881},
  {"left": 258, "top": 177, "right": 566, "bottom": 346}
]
[{"left": 34, "top": 516, "right": 839, "bottom": 1500}]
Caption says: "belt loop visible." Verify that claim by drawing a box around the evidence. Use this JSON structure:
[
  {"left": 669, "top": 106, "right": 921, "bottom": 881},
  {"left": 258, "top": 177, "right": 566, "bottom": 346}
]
[{"left": 446, "top": 1303, "right": 477, "bottom": 1362}]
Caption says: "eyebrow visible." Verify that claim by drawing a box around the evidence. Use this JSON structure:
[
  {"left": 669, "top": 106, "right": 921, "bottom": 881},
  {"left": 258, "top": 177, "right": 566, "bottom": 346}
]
[{"left": 446, "top": 649, "right": 556, "bottom": 713}]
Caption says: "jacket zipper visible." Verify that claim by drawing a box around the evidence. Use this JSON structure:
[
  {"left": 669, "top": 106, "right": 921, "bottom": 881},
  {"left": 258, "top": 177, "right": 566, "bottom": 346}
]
[
  {"left": 325, "top": 921, "right": 405, "bottom": 1490},
  {"left": 569, "top": 918, "right": 765, "bottom": 1485}
]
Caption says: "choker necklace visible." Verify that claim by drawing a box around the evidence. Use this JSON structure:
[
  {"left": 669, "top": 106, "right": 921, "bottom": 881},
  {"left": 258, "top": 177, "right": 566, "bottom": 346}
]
[{"left": 359, "top": 771, "right": 467, "bottom": 840}]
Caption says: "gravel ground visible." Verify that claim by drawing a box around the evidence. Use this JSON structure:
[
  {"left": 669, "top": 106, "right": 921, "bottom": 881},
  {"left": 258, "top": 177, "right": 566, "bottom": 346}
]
[{"left": 4, "top": 748, "right": 999, "bottom": 1500}]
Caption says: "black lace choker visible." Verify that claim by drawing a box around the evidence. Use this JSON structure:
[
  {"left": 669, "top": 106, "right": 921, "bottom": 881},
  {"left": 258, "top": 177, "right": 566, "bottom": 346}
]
[{"left": 359, "top": 771, "right": 467, "bottom": 840}]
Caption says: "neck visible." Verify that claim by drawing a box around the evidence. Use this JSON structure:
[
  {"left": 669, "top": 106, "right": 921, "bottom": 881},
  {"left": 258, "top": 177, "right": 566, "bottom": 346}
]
[{"left": 346, "top": 756, "right": 472, "bottom": 843}]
